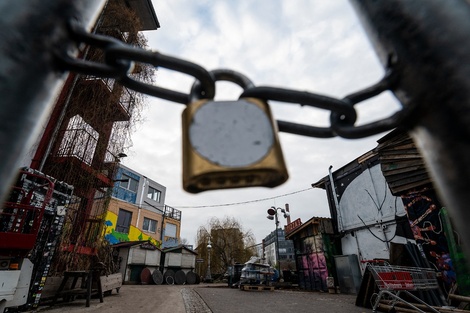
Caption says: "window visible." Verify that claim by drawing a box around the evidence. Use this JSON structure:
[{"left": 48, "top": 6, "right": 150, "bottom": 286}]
[
  {"left": 116, "top": 209, "right": 132, "bottom": 233},
  {"left": 120, "top": 174, "right": 138, "bottom": 192},
  {"left": 165, "top": 223, "right": 177, "bottom": 238},
  {"left": 147, "top": 186, "right": 161, "bottom": 202},
  {"left": 143, "top": 217, "right": 157, "bottom": 233}
]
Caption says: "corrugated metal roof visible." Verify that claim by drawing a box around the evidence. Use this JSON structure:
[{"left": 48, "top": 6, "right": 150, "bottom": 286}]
[
  {"left": 376, "top": 131, "right": 433, "bottom": 195},
  {"left": 162, "top": 244, "right": 198, "bottom": 255},
  {"left": 111, "top": 240, "right": 151, "bottom": 248},
  {"left": 285, "top": 216, "right": 333, "bottom": 239}
]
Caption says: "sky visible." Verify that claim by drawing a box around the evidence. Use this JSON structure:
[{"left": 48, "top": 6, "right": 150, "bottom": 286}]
[{"left": 121, "top": 1, "right": 401, "bottom": 247}]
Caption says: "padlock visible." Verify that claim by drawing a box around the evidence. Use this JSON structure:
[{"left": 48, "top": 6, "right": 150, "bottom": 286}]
[{"left": 182, "top": 69, "right": 289, "bottom": 193}]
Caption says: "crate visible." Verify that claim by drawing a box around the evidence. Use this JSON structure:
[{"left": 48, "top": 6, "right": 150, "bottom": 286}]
[
  {"left": 367, "top": 263, "right": 440, "bottom": 313},
  {"left": 101, "top": 273, "right": 122, "bottom": 295}
]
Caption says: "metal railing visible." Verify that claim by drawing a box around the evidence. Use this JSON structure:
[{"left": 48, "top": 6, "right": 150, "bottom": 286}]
[{"left": 56, "top": 127, "right": 99, "bottom": 166}]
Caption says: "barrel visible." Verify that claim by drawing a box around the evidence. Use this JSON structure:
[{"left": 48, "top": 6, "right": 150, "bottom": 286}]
[
  {"left": 152, "top": 269, "right": 163, "bottom": 285},
  {"left": 174, "top": 270, "right": 186, "bottom": 285},
  {"left": 163, "top": 269, "right": 175, "bottom": 285},
  {"left": 140, "top": 267, "right": 153, "bottom": 285},
  {"left": 186, "top": 271, "right": 197, "bottom": 285}
]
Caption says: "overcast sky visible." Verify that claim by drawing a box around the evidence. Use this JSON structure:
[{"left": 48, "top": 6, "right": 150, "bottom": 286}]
[{"left": 122, "top": 1, "right": 401, "bottom": 247}]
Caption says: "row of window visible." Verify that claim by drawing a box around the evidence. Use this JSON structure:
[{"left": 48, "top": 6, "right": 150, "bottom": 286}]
[
  {"left": 115, "top": 207, "right": 179, "bottom": 241},
  {"left": 119, "top": 174, "right": 162, "bottom": 202},
  {"left": 116, "top": 209, "right": 157, "bottom": 234}
]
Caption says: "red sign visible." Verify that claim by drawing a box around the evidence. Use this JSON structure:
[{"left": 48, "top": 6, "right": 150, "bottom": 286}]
[{"left": 285, "top": 218, "right": 302, "bottom": 235}]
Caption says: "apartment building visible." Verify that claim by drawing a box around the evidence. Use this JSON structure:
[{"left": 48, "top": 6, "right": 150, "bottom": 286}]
[{"left": 105, "top": 163, "right": 181, "bottom": 248}]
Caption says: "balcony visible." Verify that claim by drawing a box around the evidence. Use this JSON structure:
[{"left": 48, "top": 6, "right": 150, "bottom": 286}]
[
  {"left": 56, "top": 127, "right": 98, "bottom": 166},
  {"left": 164, "top": 206, "right": 182, "bottom": 221},
  {"left": 46, "top": 128, "right": 120, "bottom": 190},
  {"left": 77, "top": 77, "right": 135, "bottom": 122}
]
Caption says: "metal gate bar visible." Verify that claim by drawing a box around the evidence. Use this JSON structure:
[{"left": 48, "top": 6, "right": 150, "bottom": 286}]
[
  {"left": 350, "top": 0, "right": 470, "bottom": 257},
  {"left": 0, "top": 0, "right": 106, "bottom": 203}
]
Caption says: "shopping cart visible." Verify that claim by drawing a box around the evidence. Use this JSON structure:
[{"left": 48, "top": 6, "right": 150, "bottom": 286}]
[{"left": 367, "top": 263, "right": 440, "bottom": 313}]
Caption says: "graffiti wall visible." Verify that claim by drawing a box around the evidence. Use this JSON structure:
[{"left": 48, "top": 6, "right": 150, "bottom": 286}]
[
  {"left": 104, "top": 210, "right": 160, "bottom": 247},
  {"left": 296, "top": 234, "right": 328, "bottom": 291},
  {"left": 401, "top": 188, "right": 457, "bottom": 293}
]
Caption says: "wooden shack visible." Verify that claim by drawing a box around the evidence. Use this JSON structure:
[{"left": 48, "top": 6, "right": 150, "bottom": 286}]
[
  {"left": 112, "top": 241, "right": 161, "bottom": 284},
  {"left": 161, "top": 245, "right": 197, "bottom": 284},
  {"left": 285, "top": 217, "right": 336, "bottom": 292}
]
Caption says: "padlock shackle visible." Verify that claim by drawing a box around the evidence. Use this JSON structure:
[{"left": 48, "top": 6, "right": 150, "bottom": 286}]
[{"left": 189, "top": 69, "right": 255, "bottom": 103}]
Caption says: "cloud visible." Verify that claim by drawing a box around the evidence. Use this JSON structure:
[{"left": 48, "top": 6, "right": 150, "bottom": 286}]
[{"left": 123, "top": 0, "right": 400, "bottom": 247}]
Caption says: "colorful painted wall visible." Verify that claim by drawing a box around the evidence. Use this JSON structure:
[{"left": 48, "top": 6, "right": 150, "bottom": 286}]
[
  {"left": 103, "top": 198, "right": 163, "bottom": 248},
  {"left": 104, "top": 210, "right": 160, "bottom": 247},
  {"left": 401, "top": 188, "right": 463, "bottom": 294},
  {"left": 296, "top": 234, "right": 328, "bottom": 291}
]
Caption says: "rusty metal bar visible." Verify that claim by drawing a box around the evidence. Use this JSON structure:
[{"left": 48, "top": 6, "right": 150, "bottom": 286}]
[
  {"left": 350, "top": 0, "right": 470, "bottom": 256},
  {"left": 0, "top": 0, "right": 106, "bottom": 203}
]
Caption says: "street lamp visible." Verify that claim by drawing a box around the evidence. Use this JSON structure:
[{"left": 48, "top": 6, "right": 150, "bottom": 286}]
[
  {"left": 205, "top": 239, "right": 212, "bottom": 283},
  {"left": 266, "top": 206, "right": 289, "bottom": 279}
]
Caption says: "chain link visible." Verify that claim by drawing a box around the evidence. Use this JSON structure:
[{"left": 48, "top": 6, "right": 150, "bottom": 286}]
[
  {"left": 56, "top": 20, "right": 132, "bottom": 79},
  {"left": 240, "top": 87, "right": 357, "bottom": 138},
  {"left": 106, "top": 44, "right": 216, "bottom": 103},
  {"left": 57, "top": 21, "right": 406, "bottom": 139}
]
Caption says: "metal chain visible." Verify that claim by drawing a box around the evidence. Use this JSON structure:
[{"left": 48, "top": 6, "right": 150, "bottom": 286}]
[{"left": 57, "top": 21, "right": 406, "bottom": 139}]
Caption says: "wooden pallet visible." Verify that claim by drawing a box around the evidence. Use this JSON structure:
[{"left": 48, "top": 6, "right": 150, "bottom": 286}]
[{"left": 241, "top": 285, "right": 275, "bottom": 291}]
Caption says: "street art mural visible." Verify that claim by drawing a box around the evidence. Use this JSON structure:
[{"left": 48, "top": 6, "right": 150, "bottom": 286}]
[
  {"left": 401, "top": 188, "right": 457, "bottom": 294},
  {"left": 296, "top": 235, "right": 328, "bottom": 291},
  {"left": 104, "top": 211, "right": 160, "bottom": 247}
]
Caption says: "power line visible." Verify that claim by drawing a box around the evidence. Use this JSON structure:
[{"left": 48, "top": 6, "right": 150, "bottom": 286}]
[{"left": 173, "top": 187, "right": 313, "bottom": 209}]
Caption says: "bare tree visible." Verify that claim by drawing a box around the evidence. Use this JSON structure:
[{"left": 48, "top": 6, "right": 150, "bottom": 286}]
[
  {"left": 196, "top": 216, "right": 255, "bottom": 278},
  {"left": 179, "top": 237, "right": 189, "bottom": 246}
]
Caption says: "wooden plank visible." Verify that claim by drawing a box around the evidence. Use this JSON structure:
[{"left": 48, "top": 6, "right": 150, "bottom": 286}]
[
  {"left": 391, "top": 181, "right": 433, "bottom": 195},
  {"left": 385, "top": 142, "right": 416, "bottom": 150},
  {"left": 382, "top": 149, "right": 417, "bottom": 156},
  {"left": 241, "top": 285, "right": 274, "bottom": 291},
  {"left": 242, "top": 285, "right": 262, "bottom": 291},
  {"left": 383, "top": 169, "right": 427, "bottom": 179},
  {"left": 381, "top": 159, "right": 424, "bottom": 170},
  {"left": 101, "top": 273, "right": 122, "bottom": 292},
  {"left": 388, "top": 173, "right": 431, "bottom": 187},
  {"left": 379, "top": 154, "right": 421, "bottom": 160},
  {"left": 385, "top": 170, "right": 430, "bottom": 183},
  {"left": 381, "top": 161, "right": 426, "bottom": 172}
]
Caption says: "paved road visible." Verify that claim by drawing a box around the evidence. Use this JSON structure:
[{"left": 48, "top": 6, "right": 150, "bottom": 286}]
[
  {"left": 193, "top": 286, "right": 372, "bottom": 313},
  {"left": 36, "top": 284, "right": 372, "bottom": 313}
]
